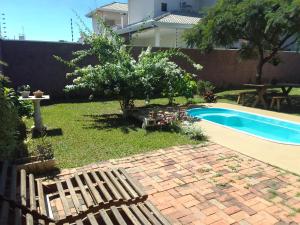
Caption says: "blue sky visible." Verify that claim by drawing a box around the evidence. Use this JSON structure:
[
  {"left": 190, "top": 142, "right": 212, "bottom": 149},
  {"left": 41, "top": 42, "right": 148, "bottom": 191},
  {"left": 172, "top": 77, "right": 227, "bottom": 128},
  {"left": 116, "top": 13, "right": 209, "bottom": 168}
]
[{"left": 1, "top": 0, "right": 127, "bottom": 42}]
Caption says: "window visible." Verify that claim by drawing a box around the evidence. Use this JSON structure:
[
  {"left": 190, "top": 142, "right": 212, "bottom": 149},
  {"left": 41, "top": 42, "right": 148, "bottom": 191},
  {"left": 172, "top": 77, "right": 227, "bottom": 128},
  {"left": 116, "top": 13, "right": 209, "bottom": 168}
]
[
  {"left": 161, "top": 3, "right": 167, "bottom": 12},
  {"left": 105, "top": 19, "right": 115, "bottom": 26}
]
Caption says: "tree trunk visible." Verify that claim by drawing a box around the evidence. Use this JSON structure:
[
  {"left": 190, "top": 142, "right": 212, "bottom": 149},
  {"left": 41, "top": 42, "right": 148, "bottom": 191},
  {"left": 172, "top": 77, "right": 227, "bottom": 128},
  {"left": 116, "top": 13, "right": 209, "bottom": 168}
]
[{"left": 256, "top": 59, "right": 264, "bottom": 84}]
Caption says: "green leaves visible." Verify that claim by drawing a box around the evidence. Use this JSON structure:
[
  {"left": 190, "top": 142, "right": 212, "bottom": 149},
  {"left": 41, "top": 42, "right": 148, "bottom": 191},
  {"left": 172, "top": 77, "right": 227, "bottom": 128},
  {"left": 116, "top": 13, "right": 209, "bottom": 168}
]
[
  {"left": 185, "top": 0, "right": 300, "bottom": 83},
  {"left": 56, "top": 18, "right": 202, "bottom": 110}
]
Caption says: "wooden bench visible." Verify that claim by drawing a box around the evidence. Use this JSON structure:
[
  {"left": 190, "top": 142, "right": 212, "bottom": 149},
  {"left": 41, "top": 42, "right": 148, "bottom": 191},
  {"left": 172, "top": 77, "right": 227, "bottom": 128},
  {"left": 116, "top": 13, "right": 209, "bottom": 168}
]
[
  {"left": 270, "top": 96, "right": 288, "bottom": 111},
  {"left": 62, "top": 201, "right": 171, "bottom": 225},
  {"left": 237, "top": 91, "right": 256, "bottom": 105}
]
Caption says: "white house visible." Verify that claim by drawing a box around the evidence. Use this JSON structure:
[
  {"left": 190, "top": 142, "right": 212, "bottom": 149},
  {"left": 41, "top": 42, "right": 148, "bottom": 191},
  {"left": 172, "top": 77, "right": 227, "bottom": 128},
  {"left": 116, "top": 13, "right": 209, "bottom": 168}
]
[
  {"left": 86, "top": 2, "right": 128, "bottom": 33},
  {"left": 87, "top": 0, "right": 216, "bottom": 48}
]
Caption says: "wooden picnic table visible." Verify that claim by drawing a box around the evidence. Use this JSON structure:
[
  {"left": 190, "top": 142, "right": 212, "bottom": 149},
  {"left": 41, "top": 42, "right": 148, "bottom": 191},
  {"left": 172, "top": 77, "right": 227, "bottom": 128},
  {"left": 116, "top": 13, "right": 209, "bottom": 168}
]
[{"left": 243, "top": 83, "right": 300, "bottom": 108}]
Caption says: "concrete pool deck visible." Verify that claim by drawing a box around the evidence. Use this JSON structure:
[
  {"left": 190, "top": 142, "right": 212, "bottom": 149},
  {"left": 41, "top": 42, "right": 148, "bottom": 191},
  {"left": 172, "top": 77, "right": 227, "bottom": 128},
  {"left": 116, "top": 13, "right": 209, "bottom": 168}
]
[{"left": 196, "top": 103, "right": 300, "bottom": 175}]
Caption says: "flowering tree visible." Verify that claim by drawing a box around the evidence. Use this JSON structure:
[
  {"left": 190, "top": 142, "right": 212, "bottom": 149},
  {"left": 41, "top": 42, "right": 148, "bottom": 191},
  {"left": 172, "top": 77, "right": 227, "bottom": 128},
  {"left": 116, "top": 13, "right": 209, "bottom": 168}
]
[{"left": 55, "top": 21, "right": 202, "bottom": 112}]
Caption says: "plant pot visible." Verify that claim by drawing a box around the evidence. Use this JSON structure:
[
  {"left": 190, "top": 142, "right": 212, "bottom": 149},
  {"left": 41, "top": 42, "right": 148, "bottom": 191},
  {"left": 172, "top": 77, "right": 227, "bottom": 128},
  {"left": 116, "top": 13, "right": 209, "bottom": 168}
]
[
  {"left": 33, "top": 90, "right": 44, "bottom": 98},
  {"left": 21, "top": 91, "right": 30, "bottom": 98},
  {"left": 15, "top": 156, "right": 56, "bottom": 174}
]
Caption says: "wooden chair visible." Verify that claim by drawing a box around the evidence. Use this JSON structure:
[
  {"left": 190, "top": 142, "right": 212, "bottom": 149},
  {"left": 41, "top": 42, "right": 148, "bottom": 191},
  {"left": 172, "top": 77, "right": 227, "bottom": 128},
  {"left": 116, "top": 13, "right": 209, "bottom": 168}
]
[{"left": 270, "top": 96, "right": 288, "bottom": 111}]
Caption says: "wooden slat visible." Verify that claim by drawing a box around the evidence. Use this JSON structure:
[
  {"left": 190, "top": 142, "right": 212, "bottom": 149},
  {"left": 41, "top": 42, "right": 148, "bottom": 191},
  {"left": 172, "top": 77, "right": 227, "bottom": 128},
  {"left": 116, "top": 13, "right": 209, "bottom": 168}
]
[
  {"left": 26, "top": 213, "right": 34, "bottom": 225},
  {"left": 9, "top": 166, "right": 17, "bottom": 201},
  {"left": 20, "top": 170, "right": 27, "bottom": 207},
  {"left": 90, "top": 171, "right": 113, "bottom": 203},
  {"left": 0, "top": 161, "right": 9, "bottom": 197},
  {"left": 112, "top": 169, "right": 139, "bottom": 199},
  {"left": 82, "top": 171, "right": 103, "bottom": 204},
  {"left": 138, "top": 203, "right": 161, "bottom": 225},
  {"left": 56, "top": 181, "right": 71, "bottom": 217},
  {"left": 145, "top": 201, "right": 171, "bottom": 225},
  {"left": 106, "top": 170, "right": 131, "bottom": 201},
  {"left": 0, "top": 200, "right": 10, "bottom": 225},
  {"left": 99, "top": 209, "right": 114, "bottom": 225},
  {"left": 38, "top": 219, "right": 46, "bottom": 225},
  {"left": 37, "top": 179, "right": 47, "bottom": 216},
  {"left": 87, "top": 213, "right": 98, "bottom": 225},
  {"left": 66, "top": 178, "right": 82, "bottom": 213},
  {"left": 118, "top": 168, "right": 147, "bottom": 197},
  {"left": 110, "top": 206, "right": 127, "bottom": 225},
  {"left": 98, "top": 170, "right": 122, "bottom": 201},
  {"left": 29, "top": 174, "right": 36, "bottom": 211},
  {"left": 129, "top": 204, "right": 152, "bottom": 225},
  {"left": 14, "top": 208, "right": 22, "bottom": 225},
  {"left": 75, "top": 219, "right": 84, "bottom": 225},
  {"left": 74, "top": 173, "right": 93, "bottom": 207},
  {"left": 120, "top": 205, "right": 142, "bottom": 225}
]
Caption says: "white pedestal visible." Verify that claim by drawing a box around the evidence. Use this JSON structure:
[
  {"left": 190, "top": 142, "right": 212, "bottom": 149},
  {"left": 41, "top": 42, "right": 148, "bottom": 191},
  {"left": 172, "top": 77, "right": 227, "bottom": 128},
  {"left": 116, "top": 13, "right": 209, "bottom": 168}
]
[{"left": 19, "top": 95, "right": 50, "bottom": 133}]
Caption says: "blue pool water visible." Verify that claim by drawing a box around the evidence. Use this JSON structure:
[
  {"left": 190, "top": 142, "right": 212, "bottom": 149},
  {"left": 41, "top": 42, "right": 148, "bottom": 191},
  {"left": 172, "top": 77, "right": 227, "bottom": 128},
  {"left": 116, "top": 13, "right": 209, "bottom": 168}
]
[{"left": 187, "top": 108, "right": 300, "bottom": 145}]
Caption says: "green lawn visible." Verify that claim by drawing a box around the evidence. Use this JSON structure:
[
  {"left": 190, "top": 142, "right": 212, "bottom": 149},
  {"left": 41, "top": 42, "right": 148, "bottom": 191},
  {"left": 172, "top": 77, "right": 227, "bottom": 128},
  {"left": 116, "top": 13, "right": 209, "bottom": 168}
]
[
  {"left": 26, "top": 88, "right": 300, "bottom": 169},
  {"left": 25, "top": 97, "right": 204, "bottom": 169}
]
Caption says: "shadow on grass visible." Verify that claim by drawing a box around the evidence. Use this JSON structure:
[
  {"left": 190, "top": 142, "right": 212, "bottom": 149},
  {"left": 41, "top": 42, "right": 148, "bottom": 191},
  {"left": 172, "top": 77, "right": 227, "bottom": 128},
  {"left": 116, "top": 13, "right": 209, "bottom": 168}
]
[
  {"left": 32, "top": 128, "right": 63, "bottom": 139},
  {"left": 82, "top": 113, "right": 140, "bottom": 133},
  {"left": 82, "top": 113, "right": 183, "bottom": 134}
]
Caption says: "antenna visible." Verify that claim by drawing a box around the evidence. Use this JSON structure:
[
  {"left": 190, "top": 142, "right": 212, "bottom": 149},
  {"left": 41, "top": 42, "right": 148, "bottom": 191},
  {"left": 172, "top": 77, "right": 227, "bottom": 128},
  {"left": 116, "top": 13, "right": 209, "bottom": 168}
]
[
  {"left": 70, "top": 18, "right": 74, "bottom": 42},
  {"left": 19, "top": 26, "right": 25, "bottom": 40},
  {"left": 0, "top": 13, "right": 7, "bottom": 39}
]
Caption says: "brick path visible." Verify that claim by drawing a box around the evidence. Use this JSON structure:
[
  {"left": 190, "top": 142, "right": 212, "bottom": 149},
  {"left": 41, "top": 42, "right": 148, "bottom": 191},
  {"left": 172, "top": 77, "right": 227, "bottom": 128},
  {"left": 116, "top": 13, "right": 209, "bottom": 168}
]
[{"left": 57, "top": 143, "right": 300, "bottom": 225}]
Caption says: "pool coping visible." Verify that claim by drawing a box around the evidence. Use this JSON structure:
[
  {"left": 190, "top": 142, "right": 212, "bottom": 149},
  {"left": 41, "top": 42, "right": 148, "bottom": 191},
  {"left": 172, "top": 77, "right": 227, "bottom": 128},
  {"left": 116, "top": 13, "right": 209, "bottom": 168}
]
[
  {"left": 194, "top": 103, "right": 300, "bottom": 175},
  {"left": 187, "top": 107, "right": 300, "bottom": 146}
]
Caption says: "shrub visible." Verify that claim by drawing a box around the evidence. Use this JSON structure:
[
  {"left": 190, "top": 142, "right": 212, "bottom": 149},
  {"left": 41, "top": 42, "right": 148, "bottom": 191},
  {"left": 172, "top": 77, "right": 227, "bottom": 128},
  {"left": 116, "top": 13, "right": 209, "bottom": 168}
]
[
  {"left": 180, "top": 121, "right": 205, "bottom": 141},
  {"left": 197, "top": 80, "right": 215, "bottom": 96},
  {"left": 33, "top": 135, "right": 54, "bottom": 161},
  {"left": 203, "top": 91, "right": 217, "bottom": 103},
  {"left": 0, "top": 74, "right": 29, "bottom": 160},
  {"left": 0, "top": 92, "right": 19, "bottom": 159}
]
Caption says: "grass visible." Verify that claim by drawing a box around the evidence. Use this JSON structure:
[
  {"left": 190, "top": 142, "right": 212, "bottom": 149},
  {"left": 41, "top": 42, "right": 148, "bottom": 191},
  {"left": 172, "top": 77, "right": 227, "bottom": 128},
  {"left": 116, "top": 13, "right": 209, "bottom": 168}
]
[
  {"left": 25, "top": 88, "right": 300, "bottom": 169},
  {"left": 25, "top": 97, "right": 204, "bottom": 169}
]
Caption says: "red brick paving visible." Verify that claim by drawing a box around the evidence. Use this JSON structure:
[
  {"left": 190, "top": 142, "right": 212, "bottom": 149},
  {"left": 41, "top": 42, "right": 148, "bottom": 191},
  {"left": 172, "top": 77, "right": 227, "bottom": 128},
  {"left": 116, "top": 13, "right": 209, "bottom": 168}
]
[{"left": 56, "top": 143, "right": 300, "bottom": 225}]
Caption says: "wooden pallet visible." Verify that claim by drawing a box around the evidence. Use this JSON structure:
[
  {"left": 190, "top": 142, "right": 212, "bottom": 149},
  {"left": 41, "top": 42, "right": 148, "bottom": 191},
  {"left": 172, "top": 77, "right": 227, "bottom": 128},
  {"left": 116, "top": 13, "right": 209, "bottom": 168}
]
[
  {"left": 0, "top": 161, "right": 55, "bottom": 225},
  {"left": 0, "top": 161, "right": 171, "bottom": 225},
  {"left": 62, "top": 201, "right": 171, "bottom": 225},
  {"left": 47, "top": 168, "right": 147, "bottom": 220},
  {"left": 0, "top": 199, "right": 56, "bottom": 225}
]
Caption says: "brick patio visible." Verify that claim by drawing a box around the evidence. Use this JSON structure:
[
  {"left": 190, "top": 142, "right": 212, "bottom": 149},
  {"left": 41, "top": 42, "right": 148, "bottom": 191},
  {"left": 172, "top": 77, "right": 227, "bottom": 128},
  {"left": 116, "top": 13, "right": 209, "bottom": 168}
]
[{"left": 57, "top": 143, "right": 300, "bottom": 225}]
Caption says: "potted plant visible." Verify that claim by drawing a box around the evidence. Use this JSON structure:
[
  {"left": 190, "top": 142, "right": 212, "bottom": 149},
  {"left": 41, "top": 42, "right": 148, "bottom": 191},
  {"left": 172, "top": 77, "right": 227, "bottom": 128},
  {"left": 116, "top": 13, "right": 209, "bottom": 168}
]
[
  {"left": 18, "top": 85, "right": 31, "bottom": 98},
  {"left": 33, "top": 90, "right": 44, "bottom": 98},
  {"left": 15, "top": 136, "right": 56, "bottom": 174}
]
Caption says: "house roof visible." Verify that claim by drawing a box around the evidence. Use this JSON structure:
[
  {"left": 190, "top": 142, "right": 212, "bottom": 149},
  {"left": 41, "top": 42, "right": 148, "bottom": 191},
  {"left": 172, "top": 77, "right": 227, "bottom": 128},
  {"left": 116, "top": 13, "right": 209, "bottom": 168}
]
[
  {"left": 86, "top": 2, "right": 128, "bottom": 17},
  {"left": 156, "top": 12, "right": 201, "bottom": 25},
  {"left": 116, "top": 12, "right": 201, "bottom": 35}
]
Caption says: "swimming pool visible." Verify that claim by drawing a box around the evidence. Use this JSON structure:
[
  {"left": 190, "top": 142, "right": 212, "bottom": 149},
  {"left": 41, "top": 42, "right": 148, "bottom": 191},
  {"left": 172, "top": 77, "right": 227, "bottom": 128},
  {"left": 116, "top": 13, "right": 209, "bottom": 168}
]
[{"left": 187, "top": 107, "right": 300, "bottom": 145}]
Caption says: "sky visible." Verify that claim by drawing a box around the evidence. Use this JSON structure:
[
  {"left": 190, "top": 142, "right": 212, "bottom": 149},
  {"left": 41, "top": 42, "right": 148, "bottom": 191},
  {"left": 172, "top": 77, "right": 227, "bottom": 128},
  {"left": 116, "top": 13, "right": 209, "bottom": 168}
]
[{"left": 0, "top": 0, "right": 127, "bottom": 42}]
